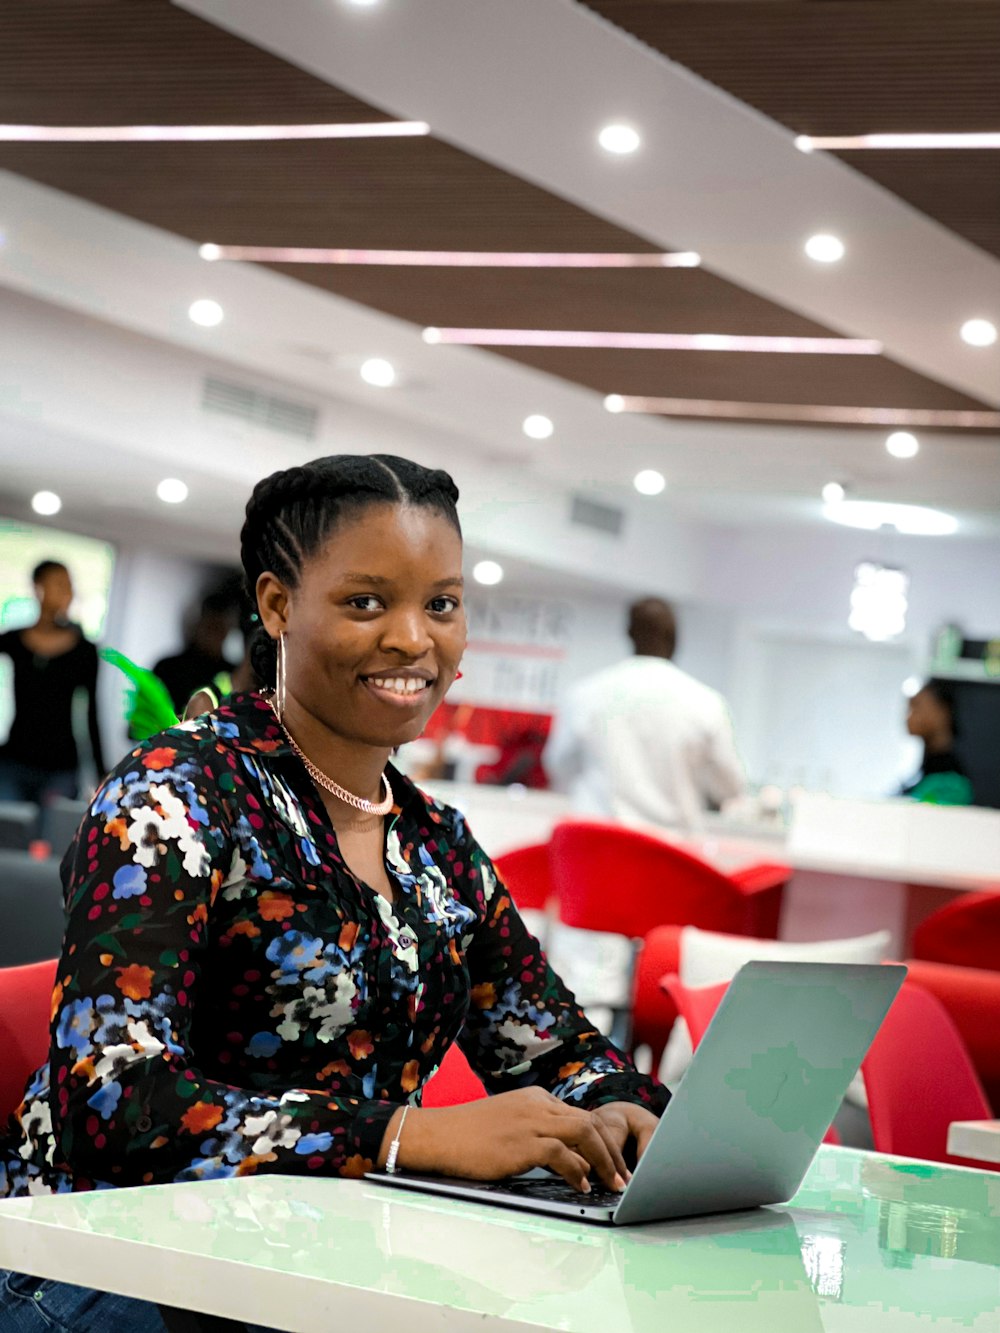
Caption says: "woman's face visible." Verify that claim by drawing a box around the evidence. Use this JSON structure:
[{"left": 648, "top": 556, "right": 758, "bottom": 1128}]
[
  {"left": 262, "top": 503, "right": 466, "bottom": 749},
  {"left": 35, "top": 567, "right": 73, "bottom": 620},
  {"left": 906, "top": 688, "right": 950, "bottom": 741}
]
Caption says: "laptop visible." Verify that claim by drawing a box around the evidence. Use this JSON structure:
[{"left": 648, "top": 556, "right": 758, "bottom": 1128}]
[{"left": 368, "top": 960, "right": 905, "bottom": 1225}]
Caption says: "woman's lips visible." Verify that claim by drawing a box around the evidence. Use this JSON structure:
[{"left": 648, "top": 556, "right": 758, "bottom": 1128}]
[{"left": 360, "top": 675, "right": 434, "bottom": 708}]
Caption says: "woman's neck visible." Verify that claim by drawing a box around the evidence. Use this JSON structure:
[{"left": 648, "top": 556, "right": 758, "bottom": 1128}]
[{"left": 278, "top": 695, "right": 390, "bottom": 804}]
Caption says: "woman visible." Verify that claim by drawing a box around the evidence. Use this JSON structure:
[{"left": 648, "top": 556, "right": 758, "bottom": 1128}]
[
  {"left": 902, "top": 680, "right": 973, "bottom": 805},
  {"left": 0, "top": 456, "right": 666, "bottom": 1328},
  {"left": 0, "top": 560, "right": 106, "bottom": 808}
]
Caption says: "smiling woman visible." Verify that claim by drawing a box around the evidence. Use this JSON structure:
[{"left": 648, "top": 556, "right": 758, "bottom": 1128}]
[{"left": 0, "top": 454, "right": 666, "bottom": 1332}]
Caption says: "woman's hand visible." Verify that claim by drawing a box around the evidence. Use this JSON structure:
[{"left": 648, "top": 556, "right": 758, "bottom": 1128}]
[
  {"left": 589, "top": 1101, "right": 660, "bottom": 1170},
  {"left": 383, "top": 1088, "right": 632, "bottom": 1194}
]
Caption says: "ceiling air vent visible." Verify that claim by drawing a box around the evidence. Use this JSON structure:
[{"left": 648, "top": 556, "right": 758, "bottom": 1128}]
[
  {"left": 570, "top": 494, "right": 625, "bottom": 537},
  {"left": 202, "top": 376, "right": 320, "bottom": 441}
]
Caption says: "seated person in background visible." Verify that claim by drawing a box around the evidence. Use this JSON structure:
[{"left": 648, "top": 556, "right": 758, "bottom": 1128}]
[
  {"left": 0, "top": 559, "right": 106, "bottom": 806},
  {"left": 543, "top": 596, "right": 745, "bottom": 831},
  {"left": 0, "top": 453, "right": 664, "bottom": 1331},
  {"left": 902, "top": 679, "right": 974, "bottom": 805},
  {"left": 152, "top": 589, "right": 238, "bottom": 715}
]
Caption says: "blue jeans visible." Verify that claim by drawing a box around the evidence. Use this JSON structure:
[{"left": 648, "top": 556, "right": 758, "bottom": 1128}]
[{"left": 0, "top": 1271, "right": 278, "bottom": 1332}]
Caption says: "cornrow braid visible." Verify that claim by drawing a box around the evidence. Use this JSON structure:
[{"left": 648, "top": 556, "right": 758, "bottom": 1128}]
[{"left": 240, "top": 454, "right": 461, "bottom": 685}]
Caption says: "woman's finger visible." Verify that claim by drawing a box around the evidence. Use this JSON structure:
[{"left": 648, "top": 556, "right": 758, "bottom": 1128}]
[
  {"left": 543, "top": 1139, "right": 593, "bottom": 1193},
  {"left": 552, "top": 1112, "right": 624, "bottom": 1192},
  {"left": 590, "top": 1114, "right": 631, "bottom": 1182}
]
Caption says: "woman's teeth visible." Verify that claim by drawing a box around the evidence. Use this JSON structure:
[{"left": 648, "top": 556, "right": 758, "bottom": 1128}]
[{"left": 367, "top": 676, "right": 429, "bottom": 695}]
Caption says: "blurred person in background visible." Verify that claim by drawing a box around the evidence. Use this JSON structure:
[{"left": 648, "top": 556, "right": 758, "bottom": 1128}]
[
  {"left": 0, "top": 559, "right": 106, "bottom": 805},
  {"left": 901, "top": 679, "right": 973, "bottom": 805},
  {"left": 152, "top": 587, "right": 238, "bottom": 714},
  {"left": 543, "top": 596, "right": 745, "bottom": 831}
]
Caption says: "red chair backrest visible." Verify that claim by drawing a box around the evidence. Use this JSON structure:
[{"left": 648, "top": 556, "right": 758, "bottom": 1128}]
[
  {"left": 630, "top": 925, "right": 683, "bottom": 1073},
  {"left": 493, "top": 842, "right": 552, "bottom": 914},
  {"left": 550, "top": 820, "right": 754, "bottom": 939},
  {"left": 904, "top": 958, "right": 1000, "bottom": 1112},
  {"left": 863, "top": 981, "right": 994, "bottom": 1166},
  {"left": 421, "top": 1041, "right": 488, "bottom": 1107},
  {"left": 912, "top": 890, "right": 1000, "bottom": 973},
  {"left": 0, "top": 958, "right": 58, "bottom": 1122}
]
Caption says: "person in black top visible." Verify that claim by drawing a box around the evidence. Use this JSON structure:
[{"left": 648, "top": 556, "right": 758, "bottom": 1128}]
[
  {"left": 0, "top": 560, "right": 106, "bottom": 805},
  {"left": 152, "top": 589, "right": 237, "bottom": 714}
]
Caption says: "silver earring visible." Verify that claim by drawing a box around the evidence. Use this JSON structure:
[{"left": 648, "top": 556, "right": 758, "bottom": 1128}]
[{"left": 275, "top": 632, "right": 287, "bottom": 724}]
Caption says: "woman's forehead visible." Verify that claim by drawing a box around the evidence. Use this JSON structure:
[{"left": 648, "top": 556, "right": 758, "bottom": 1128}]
[{"left": 306, "top": 505, "right": 462, "bottom": 577}]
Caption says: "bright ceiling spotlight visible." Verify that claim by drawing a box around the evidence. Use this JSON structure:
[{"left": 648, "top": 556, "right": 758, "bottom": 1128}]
[
  {"left": 421, "top": 327, "right": 442, "bottom": 344},
  {"left": 902, "top": 676, "right": 922, "bottom": 698},
  {"left": 359, "top": 357, "right": 396, "bottom": 387},
  {"left": 886, "top": 431, "right": 919, "bottom": 459},
  {"left": 198, "top": 242, "right": 222, "bottom": 262},
  {"left": 805, "top": 234, "right": 845, "bottom": 263},
  {"left": 598, "top": 123, "right": 641, "bottom": 155},
  {"left": 31, "top": 490, "right": 61, "bottom": 516},
  {"left": 823, "top": 500, "right": 957, "bottom": 537},
  {"left": 794, "top": 135, "right": 814, "bottom": 154},
  {"left": 188, "top": 299, "right": 224, "bottom": 327},
  {"left": 821, "top": 482, "right": 846, "bottom": 504},
  {"left": 472, "top": 560, "right": 504, "bottom": 586},
  {"left": 156, "top": 478, "right": 189, "bottom": 505},
  {"left": 634, "top": 470, "right": 666, "bottom": 496},
  {"left": 960, "top": 318, "right": 998, "bottom": 348},
  {"left": 522, "top": 414, "right": 554, "bottom": 440},
  {"left": 604, "top": 394, "right": 626, "bottom": 414}
]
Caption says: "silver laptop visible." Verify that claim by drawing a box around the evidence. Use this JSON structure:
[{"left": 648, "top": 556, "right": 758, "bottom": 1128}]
[{"left": 368, "top": 960, "right": 905, "bottom": 1225}]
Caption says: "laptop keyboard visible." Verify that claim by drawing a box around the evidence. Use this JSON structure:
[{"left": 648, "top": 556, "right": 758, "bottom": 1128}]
[{"left": 466, "top": 1176, "right": 623, "bottom": 1208}]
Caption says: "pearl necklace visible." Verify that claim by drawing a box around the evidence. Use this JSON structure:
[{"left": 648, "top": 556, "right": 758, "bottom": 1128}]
[{"left": 267, "top": 697, "right": 394, "bottom": 816}]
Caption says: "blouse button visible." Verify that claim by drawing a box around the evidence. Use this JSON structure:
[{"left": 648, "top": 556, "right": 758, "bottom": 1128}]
[
  {"left": 397, "top": 933, "right": 415, "bottom": 950},
  {"left": 136, "top": 1115, "right": 153, "bottom": 1132}
]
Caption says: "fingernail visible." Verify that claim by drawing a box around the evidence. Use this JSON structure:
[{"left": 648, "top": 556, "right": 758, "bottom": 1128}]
[
  {"left": 613, "top": 1174, "right": 626, "bottom": 1192},
  {"left": 624, "top": 1169, "right": 633, "bottom": 1183},
  {"left": 581, "top": 1179, "right": 591, "bottom": 1194}
]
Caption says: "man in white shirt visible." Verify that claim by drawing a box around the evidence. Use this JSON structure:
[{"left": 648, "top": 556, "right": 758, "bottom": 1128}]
[{"left": 543, "top": 598, "right": 745, "bottom": 831}]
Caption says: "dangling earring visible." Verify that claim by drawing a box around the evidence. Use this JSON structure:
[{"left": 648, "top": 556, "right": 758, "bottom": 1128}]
[{"left": 275, "top": 632, "right": 287, "bottom": 724}]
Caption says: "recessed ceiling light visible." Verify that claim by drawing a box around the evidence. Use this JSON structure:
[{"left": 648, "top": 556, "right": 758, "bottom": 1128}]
[
  {"left": 31, "top": 490, "right": 61, "bottom": 516},
  {"left": 886, "top": 431, "right": 919, "bottom": 459},
  {"left": 805, "top": 234, "right": 845, "bottom": 264},
  {"left": 598, "top": 123, "right": 641, "bottom": 155},
  {"left": 960, "top": 318, "right": 998, "bottom": 348},
  {"left": 821, "top": 482, "right": 846, "bottom": 504},
  {"left": 522, "top": 415, "right": 554, "bottom": 440},
  {"left": 598, "top": 396, "right": 1000, "bottom": 427},
  {"left": 797, "top": 132, "right": 1000, "bottom": 151},
  {"left": 199, "top": 242, "right": 222, "bottom": 262},
  {"left": 423, "top": 328, "right": 879, "bottom": 354},
  {"left": 634, "top": 470, "right": 666, "bottom": 496},
  {"left": 360, "top": 357, "right": 396, "bottom": 387},
  {"left": 345, "top": 0, "right": 380, "bottom": 6},
  {"left": 188, "top": 299, "right": 224, "bottom": 327},
  {"left": 198, "top": 246, "right": 701, "bottom": 269},
  {"left": 902, "top": 676, "right": 922, "bottom": 697},
  {"left": 823, "top": 500, "right": 956, "bottom": 536},
  {"left": 0, "top": 121, "right": 429, "bottom": 142},
  {"left": 473, "top": 560, "right": 504, "bottom": 586},
  {"left": 157, "top": 478, "right": 189, "bottom": 504}
]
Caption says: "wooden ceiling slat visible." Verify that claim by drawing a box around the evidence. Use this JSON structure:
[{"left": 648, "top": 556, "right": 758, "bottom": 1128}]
[{"left": 582, "top": 1, "right": 1000, "bottom": 258}]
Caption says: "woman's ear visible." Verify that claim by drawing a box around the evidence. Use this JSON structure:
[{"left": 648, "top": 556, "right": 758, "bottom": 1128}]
[{"left": 256, "top": 572, "right": 290, "bottom": 640}]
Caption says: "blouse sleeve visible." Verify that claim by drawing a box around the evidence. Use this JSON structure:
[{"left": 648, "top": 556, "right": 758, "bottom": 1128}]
[
  {"left": 49, "top": 745, "right": 397, "bottom": 1188},
  {"left": 452, "top": 814, "right": 669, "bottom": 1117}
]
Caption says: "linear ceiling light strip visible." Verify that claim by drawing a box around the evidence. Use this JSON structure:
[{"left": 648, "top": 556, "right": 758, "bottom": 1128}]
[
  {"left": 423, "top": 328, "right": 883, "bottom": 354},
  {"left": 0, "top": 122, "right": 430, "bottom": 142},
  {"left": 797, "top": 132, "right": 1000, "bottom": 152},
  {"left": 201, "top": 246, "right": 701, "bottom": 267},
  {"left": 604, "top": 396, "right": 1000, "bottom": 427}
]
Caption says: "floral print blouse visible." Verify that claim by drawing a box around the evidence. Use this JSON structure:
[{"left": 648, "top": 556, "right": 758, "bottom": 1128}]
[{"left": 1, "top": 693, "right": 666, "bottom": 1197}]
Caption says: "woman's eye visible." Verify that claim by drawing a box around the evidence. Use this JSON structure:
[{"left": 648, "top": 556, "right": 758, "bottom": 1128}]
[
  {"left": 428, "top": 596, "right": 460, "bottom": 614},
  {"left": 347, "top": 595, "right": 383, "bottom": 612}
]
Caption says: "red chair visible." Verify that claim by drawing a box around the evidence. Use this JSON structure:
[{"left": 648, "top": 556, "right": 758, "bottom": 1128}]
[
  {"left": 911, "top": 891, "right": 1000, "bottom": 974},
  {"left": 863, "top": 981, "right": 997, "bottom": 1169},
  {"left": 630, "top": 925, "right": 684, "bottom": 1074},
  {"left": 0, "top": 958, "right": 58, "bottom": 1121},
  {"left": 660, "top": 969, "right": 841, "bottom": 1145},
  {"left": 903, "top": 959, "right": 1000, "bottom": 1112},
  {"left": 549, "top": 820, "right": 789, "bottom": 942},
  {"left": 421, "top": 1041, "right": 488, "bottom": 1107},
  {"left": 493, "top": 842, "right": 553, "bottom": 914}
]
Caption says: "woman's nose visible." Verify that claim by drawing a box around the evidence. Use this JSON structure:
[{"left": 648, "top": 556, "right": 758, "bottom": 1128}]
[{"left": 379, "top": 609, "right": 434, "bottom": 656}]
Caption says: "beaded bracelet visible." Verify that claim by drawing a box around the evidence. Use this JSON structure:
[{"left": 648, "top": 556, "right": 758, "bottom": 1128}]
[{"left": 385, "top": 1105, "right": 410, "bottom": 1175}]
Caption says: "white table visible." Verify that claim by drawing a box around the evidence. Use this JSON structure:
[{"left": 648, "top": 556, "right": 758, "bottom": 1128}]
[
  {"left": 949, "top": 1120, "right": 1000, "bottom": 1165},
  {"left": 1, "top": 1148, "right": 998, "bottom": 1332}
]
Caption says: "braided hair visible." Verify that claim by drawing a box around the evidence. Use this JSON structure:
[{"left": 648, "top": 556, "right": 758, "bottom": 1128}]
[{"left": 240, "top": 454, "right": 461, "bottom": 686}]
